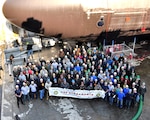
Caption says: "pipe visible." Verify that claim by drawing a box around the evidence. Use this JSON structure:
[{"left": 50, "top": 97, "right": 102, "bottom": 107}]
[{"left": 132, "top": 95, "right": 143, "bottom": 120}]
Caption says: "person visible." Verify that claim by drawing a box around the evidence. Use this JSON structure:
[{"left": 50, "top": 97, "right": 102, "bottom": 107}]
[
  {"left": 52, "top": 77, "right": 59, "bottom": 87},
  {"left": 29, "top": 81, "right": 37, "bottom": 99},
  {"left": 86, "top": 82, "right": 94, "bottom": 90},
  {"left": 39, "top": 57, "right": 46, "bottom": 66},
  {"left": 90, "top": 72, "right": 98, "bottom": 81},
  {"left": 139, "top": 82, "right": 146, "bottom": 101},
  {"left": 9, "top": 54, "right": 14, "bottom": 65},
  {"left": 13, "top": 67, "right": 19, "bottom": 82},
  {"left": 27, "top": 43, "right": 33, "bottom": 59},
  {"left": 62, "top": 56, "right": 70, "bottom": 67},
  {"left": 131, "top": 88, "right": 139, "bottom": 107},
  {"left": 14, "top": 39, "right": 20, "bottom": 47},
  {"left": 79, "top": 80, "right": 85, "bottom": 90},
  {"left": 66, "top": 74, "right": 72, "bottom": 85},
  {"left": 38, "top": 78, "right": 45, "bottom": 100},
  {"left": 109, "top": 88, "right": 116, "bottom": 105},
  {"left": 52, "top": 60, "right": 58, "bottom": 72},
  {"left": 18, "top": 72, "right": 26, "bottom": 84},
  {"left": 117, "top": 88, "right": 125, "bottom": 108},
  {"left": 94, "top": 80, "right": 101, "bottom": 90},
  {"left": 125, "top": 89, "right": 133, "bottom": 109},
  {"left": 21, "top": 82, "right": 30, "bottom": 103},
  {"left": 108, "top": 82, "right": 114, "bottom": 92},
  {"left": 40, "top": 66, "right": 48, "bottom": 78},
  {"left": 70, "top": 79, "right": 79, "bottom": 90},
  {"left": 43, "top": 73, "right": 50, "bottom": 83},
  {"left": 103, "top": 81, "right": 109, "bottom": 101},
  {"left": 74, "top": 64, "right": 81, "bottom": 73},
  {"left": 118, "top": 53, "right": 124, "bottom": 62},
  {"left": 15, "top": 85, "right": 24, "bottom": 108},
  {"left": 59, "top": 49, "right": 65, "bottom": 59},
  {"left": 9, "top": 54, "right": 14, "bottom": 76},
  {"left": 123, "top": 85, "right": 130, "bottom": 95},
  {"left": 60, "top": 79, "right": 70, "bottom": 89},
  {"left": 45, "top": 79, "right": 52, "bottom": 100}
]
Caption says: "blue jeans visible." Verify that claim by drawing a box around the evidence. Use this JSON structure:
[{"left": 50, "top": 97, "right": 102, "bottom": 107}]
[
  {"left": 117, "top": 99, "right": 123, "bottom": 108},
  {"left": 14, "top": 77, "right": 17, "bottom": 82},
  {"left": 39, "top": 89, "right": 45, "bottom": 100},
  {"left": 109, "top": 97, "right": 114, "bottom": 105},
  {"left": 23, "top": 94, "right": 30, "bottom": 102},
  {"left": 104, "top": 92, "right": 109, "bottom": 101},
  {"left": 27, "top": 49, "right": 33, "bottom": 58},
  {"left": 53, "top": 67, "right": 57, "bottom": 72},
  {"left": 126, "top": 99, "right": 132, "bottom": 109}
]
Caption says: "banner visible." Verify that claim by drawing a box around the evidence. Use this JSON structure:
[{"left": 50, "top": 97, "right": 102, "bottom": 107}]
[{"left": 49, "top": 87, "right": 105, "bottom": 99}]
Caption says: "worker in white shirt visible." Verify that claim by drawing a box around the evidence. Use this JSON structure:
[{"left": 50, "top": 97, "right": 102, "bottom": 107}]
[
  {"left": 21, "top": 82, "right": 30, "bottom": 103},
  {"left": 29, "top": 81, "right": 37, "bottom": 99},
  {"left": 45, "top": 79, "right": 52, "bottom": 100}
]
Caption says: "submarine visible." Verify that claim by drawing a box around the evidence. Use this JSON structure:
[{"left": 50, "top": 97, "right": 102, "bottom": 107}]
[{"left": 2, "top": 0, "right": 150, "bottom": 42}]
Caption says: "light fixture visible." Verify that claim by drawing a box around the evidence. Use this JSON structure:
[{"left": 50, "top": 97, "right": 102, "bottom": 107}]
[{"left": 97, "top": 16, "right": 104, "bottom": 27}]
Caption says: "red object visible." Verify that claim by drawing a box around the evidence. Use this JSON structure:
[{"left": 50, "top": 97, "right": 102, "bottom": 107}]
[
  {"left": 141, "top": 27, "right": 146, "bottom": 32},
  {"left": 125, "top": 17, "right": 131, "bottom": 22},
  {"left": 118, "top": 44, "right": 122, "bottom": 51},
  {"left": 23, "top": 71, "right": 26, "bottom": 75},
  {"left": 128, "top": 53, "right": 133, "bottom": 59},
  {"left": 28, "top": 69, "right": 33, "bottom": 74}
]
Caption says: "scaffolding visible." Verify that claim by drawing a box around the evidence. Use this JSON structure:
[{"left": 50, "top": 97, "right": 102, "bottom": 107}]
[{"left": 103, "top": 38, "right": 136, "bottom": 60}]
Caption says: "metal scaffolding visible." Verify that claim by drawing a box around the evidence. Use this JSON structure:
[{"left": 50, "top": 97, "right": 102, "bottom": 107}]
[{"left": 103, "top": 37, "right": 136, "bottom": 59}]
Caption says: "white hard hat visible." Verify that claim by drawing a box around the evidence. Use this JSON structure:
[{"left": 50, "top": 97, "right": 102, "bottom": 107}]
[
  {"left": 40, "top": 78, "right": 43, "bottom": 82},
  {"left": 23, "top": 82, "right": 26, "bottom": 86},
  {"left": 16, "top": 80, "right": 20, "bottom": 83},
  {"left": 133, "top": 88, "right": 137, "bottom": 91},
  {"left": 31, "top": 81, "right": 34, "bottom": 84},
  {"left": 132, "top": 82, "right": 135, "bottom": 85},
  {"left": 142, "top": 82, "right": 146, "bottom": 86}
]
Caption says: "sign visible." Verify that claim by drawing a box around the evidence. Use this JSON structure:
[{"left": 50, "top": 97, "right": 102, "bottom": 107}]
[{"left": 49, "top": 87, "right": 105, "bottom": 99}]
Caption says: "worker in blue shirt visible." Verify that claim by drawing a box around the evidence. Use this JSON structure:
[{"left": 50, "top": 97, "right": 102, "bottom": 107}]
[{"left": 117, "top": 88, "right": 125, "bottom": 108}]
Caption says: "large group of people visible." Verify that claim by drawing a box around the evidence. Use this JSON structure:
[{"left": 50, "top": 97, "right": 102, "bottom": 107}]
[{"left": 13, "top": 43, "right": 146, "bottom": 109}]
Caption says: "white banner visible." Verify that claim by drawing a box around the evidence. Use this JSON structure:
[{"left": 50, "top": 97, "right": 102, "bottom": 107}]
[{"left": 49, "top": 87, "right": 105, "bottom": 99}]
